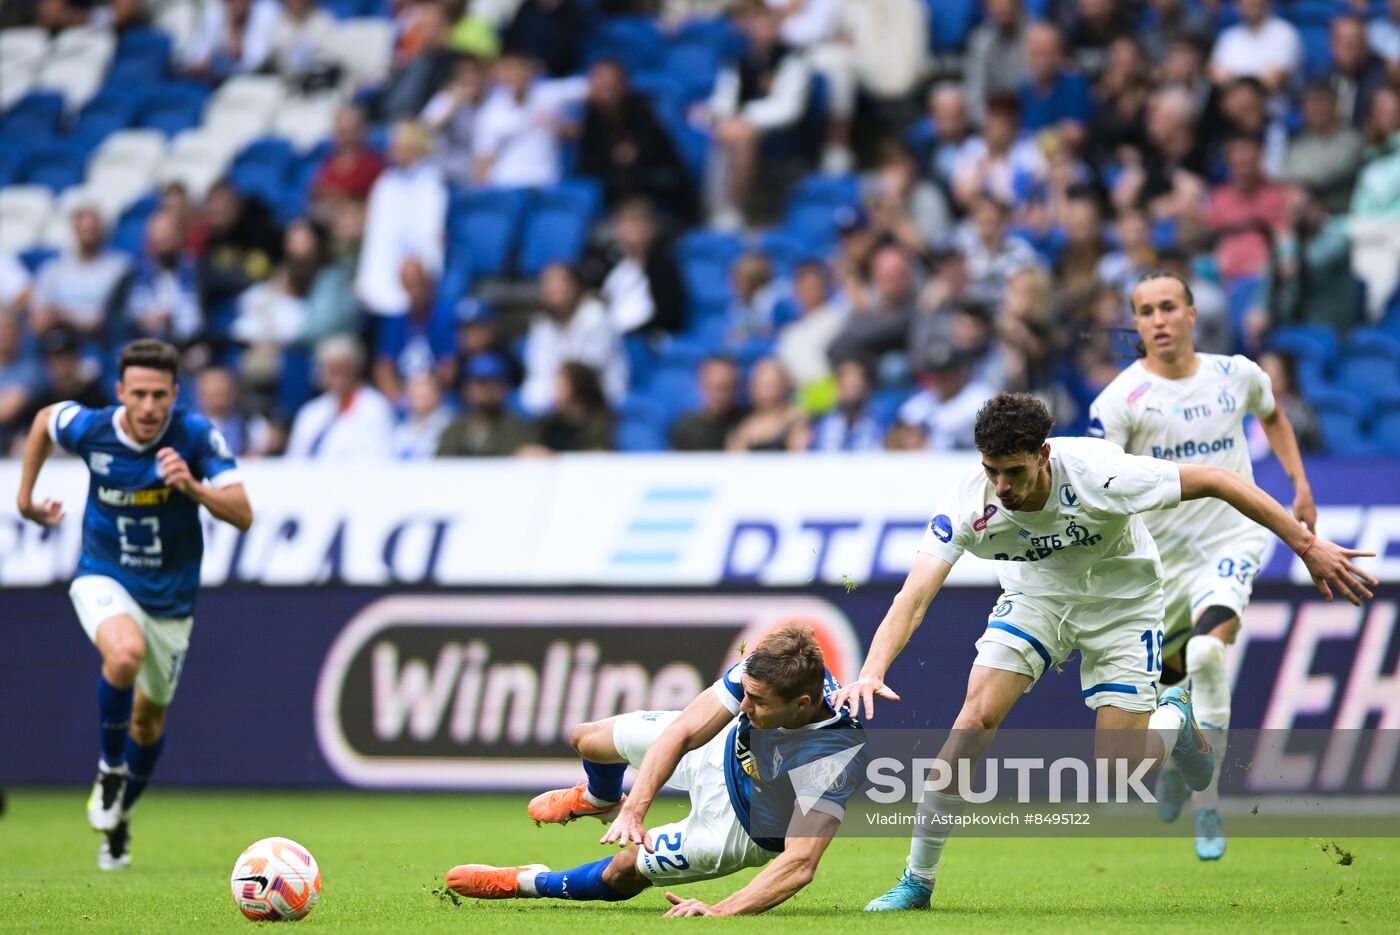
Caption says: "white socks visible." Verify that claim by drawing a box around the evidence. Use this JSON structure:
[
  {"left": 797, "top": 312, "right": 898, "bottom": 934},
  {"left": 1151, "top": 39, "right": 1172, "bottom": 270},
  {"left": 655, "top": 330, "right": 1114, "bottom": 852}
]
[
  {"left": 1185, "top": 634, "right": 1231, "bottom": 808},
  {"left": 907, "top": 790, "right": 965, "bottom": 882},
  {"left": 1148, "top": 704, "right": 1183, "bottom": 763}
]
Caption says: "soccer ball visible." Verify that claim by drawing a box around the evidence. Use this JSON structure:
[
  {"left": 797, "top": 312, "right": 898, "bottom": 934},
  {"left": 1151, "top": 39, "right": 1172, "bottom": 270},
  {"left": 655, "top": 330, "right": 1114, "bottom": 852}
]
[{"left": 230, "top": 837, "right": 321, "bottom": 921}]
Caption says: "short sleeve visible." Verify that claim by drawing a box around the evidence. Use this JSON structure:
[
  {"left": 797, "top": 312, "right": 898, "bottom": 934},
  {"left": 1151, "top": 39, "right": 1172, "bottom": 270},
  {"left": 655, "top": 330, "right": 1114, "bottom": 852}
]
[
  {"left": 916, "top": 496, "right": 968, "bottom": 567},
  {"left": 1082, "top": 446, "right": 1182, "bottom": 515},
  {"left": 49, "top": 401, "right": 94, "bottom": 454},
  {"left": 189, "top": 418, "right": 242, "bottom": 487},
  {"left": 1242, "top": 356, "right": 1277, "bottom": 419},
  {"left": 1087, "top": 385, "right": 1132, "bottom": 447},
  {"left": 711, "top": 660, "right": 746, "bottom": 714}
]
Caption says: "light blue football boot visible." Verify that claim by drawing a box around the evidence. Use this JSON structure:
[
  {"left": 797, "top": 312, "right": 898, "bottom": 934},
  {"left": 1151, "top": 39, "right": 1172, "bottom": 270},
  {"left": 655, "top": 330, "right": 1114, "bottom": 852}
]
[
  {"left": 1194, "top": 807, "right": 1226, "bottom": 861},
  {"left": 1154, "top": 756, "right": 1190, "bottom": 823},
  {"left": 864, "top": 870, "right": 933, "bottom": 911},
  {"left": 1157, "top": 687, "right": 1216, "bottom": 792}
]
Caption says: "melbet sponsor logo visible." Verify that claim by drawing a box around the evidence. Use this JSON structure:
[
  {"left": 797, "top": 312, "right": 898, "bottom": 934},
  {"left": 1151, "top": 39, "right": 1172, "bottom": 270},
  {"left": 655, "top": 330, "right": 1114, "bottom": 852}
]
[
  {"left": 98, "top": 485, "right": 173, "bottom": 507},
  {"left": 313, "top": 594, "right": 862, "bottom": 788}
]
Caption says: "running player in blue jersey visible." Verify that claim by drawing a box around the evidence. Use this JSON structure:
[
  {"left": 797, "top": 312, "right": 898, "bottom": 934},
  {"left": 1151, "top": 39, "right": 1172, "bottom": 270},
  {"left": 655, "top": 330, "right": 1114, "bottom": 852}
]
[
  {"left": 444, "top": 626, "right": 865, "bottom": 917},
  {"left": 15, "top": 339, "right": 253, "bottom": 870}
]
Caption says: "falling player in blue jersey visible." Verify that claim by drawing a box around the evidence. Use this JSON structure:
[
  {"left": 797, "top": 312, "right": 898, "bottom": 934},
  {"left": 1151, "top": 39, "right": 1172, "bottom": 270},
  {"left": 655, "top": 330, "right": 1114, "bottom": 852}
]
[
  {"left": 14, "top": 339, "right": 253, "bottom": 870},
  {"left": 444, "top": 626, "right": 865, "bottom": 917}
]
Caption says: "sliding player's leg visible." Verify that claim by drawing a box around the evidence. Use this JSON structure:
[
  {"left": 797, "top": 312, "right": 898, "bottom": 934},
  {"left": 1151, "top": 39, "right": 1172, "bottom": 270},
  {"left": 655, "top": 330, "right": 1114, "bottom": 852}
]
[{"left": 528, "top": 711, "right": 681, "bottom": 825}]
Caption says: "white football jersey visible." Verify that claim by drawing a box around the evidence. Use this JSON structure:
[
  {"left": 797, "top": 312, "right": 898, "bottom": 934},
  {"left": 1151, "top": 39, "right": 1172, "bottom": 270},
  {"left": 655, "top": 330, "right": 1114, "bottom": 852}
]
[
  {"left": 1088, "top": 354, "right": 1275, "bottom": 562},
  {"left": 917, "top": 436, "right": 1181, "bottom": 600}
]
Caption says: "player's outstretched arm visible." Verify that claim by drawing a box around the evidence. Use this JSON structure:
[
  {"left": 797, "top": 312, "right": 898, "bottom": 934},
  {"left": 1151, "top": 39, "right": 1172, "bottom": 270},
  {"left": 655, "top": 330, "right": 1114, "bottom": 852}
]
[
  {"left": 663, "top": 813, "right": 838, "bottom": 917},
  {"left": 1258, "top": 406, "right": 1317, "bottom": 532},
  {"left": 156, "top": 448, "right": 253, "bottom": 532},
  {"left": 600, "top": 689, "right": 733, "bottom": 852},
  {"left": 831, "top": 552, "right": 953, "bottom": 721},
  {"left": 15, "top": 405, "right": 64, "bottom": 527},
  {"left": 1179, "top": 464, "right": 1376, "bottom": 605}
]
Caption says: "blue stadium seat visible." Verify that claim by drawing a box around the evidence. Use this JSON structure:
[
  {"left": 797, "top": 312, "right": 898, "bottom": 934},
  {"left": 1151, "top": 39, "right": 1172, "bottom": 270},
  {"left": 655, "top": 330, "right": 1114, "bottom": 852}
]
[
  {"left": 1265, "top": 324, "right": 1339, "bottom": 369},
  {"left": 781, "top": 173, "right": 860, "bottom": 250},
  {"left": 753, "top": 229, "right": 806, "bottom": 273},
  {"left": 0, "top": 146, "right": 22, "bottom": 187},
  {"left": 135, "top": 83, "right": 209, "bottom": 137},
  {"left": 619, "top": 393, "right": 667, "bottom": 428},
  {"left": 616, "top": 417, "right": 669, "bottom": 452},
  {"left": 1345, "top": 327, "right": 1400, "bottom": 361},
  {"left": 68, "top": 90, "right": 138, "bottom": 149},
  {"left": 685, "top": 311, "right": 729, "bottom": 352},
  {"left": 641, "top": 365, "right": 699, "bottom": 426},
  {"left": 662, "top": 41, "right": 720, "bottom": 102},
  {"left": 1310, "top": 387, "right": 1372, "bottom": 454},
  {"left": 2, "top": 91, "right": 67, "bottom": 140},
  {"left": 229, "top": 138, "right": 296, "bottom": 203},
  {"left": 20, "top": 141, "right": 90, "bottom": 192},
  {"left": 19, "top": 246, "right": 57, "bottom": 274},
  {"left": 1370, "top": 394, "right": 1400, "bottom": 453},
  {"left": 585, "top": 16, "right": 665, "bottom": 73},
  {"left": 657, "top": 337, "right": 710, "bottom": 370},
  {"left": 926, "top": 0, "right": 979, "bottom": 53},
  {"left": 114, "top": 28, "right": 171, "bottom": 84},
  {"left": 623, "top": 332, "right": 656, "bottom": 389},
  {"left": 111, "top": 195, "right": 160, "bottom": 255},
  {"left": 677, "top": 230, "right": 743, "bottom": 308},
  {"left": 1334, "top": 354, "right": 1400, "bottom": 405},
  {"left": 629, "top": 73, "right": 685, "bottom": 115},
  {"left": 515, "top": 182, "right": 602, "bottom": 277},
  {"left": 447, "top": 186, "right": 531, "bottom": 278}
]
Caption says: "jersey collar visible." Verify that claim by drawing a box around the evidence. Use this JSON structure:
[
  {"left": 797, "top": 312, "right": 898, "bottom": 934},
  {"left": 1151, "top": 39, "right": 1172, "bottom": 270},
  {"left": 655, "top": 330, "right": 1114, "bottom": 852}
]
[{"left": 112, "top": 406, "right": 173, "bottom": 452}]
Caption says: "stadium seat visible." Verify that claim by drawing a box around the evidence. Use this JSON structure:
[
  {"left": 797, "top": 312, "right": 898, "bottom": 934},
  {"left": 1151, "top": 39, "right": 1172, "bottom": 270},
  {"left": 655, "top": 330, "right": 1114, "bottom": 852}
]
[
  {"left": 662, "top": 41, "right": 720, "bottom": 102},
  {"left": 623, "top": 333, "right": 656, "bottom": 389},
  {"left": 19, "top": 246, "right": 58, "bottom": 274},
  {"left": 447, "top": 187, "right": 530, "bottom": 279},
  {"left": 1345, "top": 327, "right": 1400, "bottom": 361},
  {"left": 1333, "top": 355, "right": 1400, "bottom": 405},
  {"left": 0, "top": 28, "right": 49, "bottom": 72},
  {"left": 153, "top": 0, "right": 201, "bottom": 62},
  {"left": 1265, "top": 324, "right": 1339, "bottom": 369},
  {"left": 19, "top": 142, "right": 89, "bottom": 193},
  {"left": 92, "top": 129, "right": 167, "bottom": 176},
  {"left": 515, "top": 182, "right": 602, "bottom": 277},
  {"left": 1310, "top": 387, "right": 1372, "bottom": 455},
  {"left": 111, "top": 196, "right": 158, "bottom": 255},
  {"left": 50, "top": 25, "right": 116, "bottom": 69},
  {"left": 68, "top": 90, "right": 139, "bottom": 149},
  {"left": 678, "top": 230, "right": 743, "bottom": 308},
  {"left": 0, "top": 61, "right": 37, "bottom": 111},
  {"left": 640, "top": 365, "right": 699, "bottom": 427},
  {"left": 753, "top": 229, "right": 807, "bottom": 273},
  {"left": 926, "top": 0, "right": 979, "bottom": 53},
  {"left": 229, "top": 138, "right": 296, "bottom": 203},
  {"left": 585, "top": 17, "right": 665, "bottom": 73},
  {"left": 2, "top": 90, "right": 67, "bottom": 139},
  {"left": 780, "top": 173, "right": 860, "bottom": 250},
  {"left": 685, "top": 311, "right": 729, "bottom": 352},
  {"left": 0, "top": 185, "right": 54, "bottom": 252},
  {"left": 38, "top": 52, "right": 107, "bottom": 112},
  {"left": 157, "top": 130, "right": 236, "bottom": 197},
  {"left": 113, "top": 28, "right": 172, "bottom": 84},
  {"left": 136, "top": 83, "right": 209, "bottom": 137},
  {"left": 656, "top": 338, "right": 710, "bottom": 371},
  {"left": 334, "top": 19, "right": 394, "bottom": 89},
  {"left": 271, "top": 93, "right": 340, "bottom": 152},
  {"left": 0, "top": 147, "right": 23, "bottom": 188},
  {"left": 616, "top": 417, "right": 669, "bottom": 452},
  {"left": 1370, "top": 393, "right": 1400, "bottom": 453}
]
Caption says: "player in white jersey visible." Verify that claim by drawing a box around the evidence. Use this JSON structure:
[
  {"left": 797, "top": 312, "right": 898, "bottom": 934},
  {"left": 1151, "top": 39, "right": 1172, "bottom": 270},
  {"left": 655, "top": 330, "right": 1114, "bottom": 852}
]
[
  {"left": 833, "top": 393, "right": 1373, "bottom": 912},
  {"left": 1088, "top": 270, "right": 1317, "bottom": 860}
]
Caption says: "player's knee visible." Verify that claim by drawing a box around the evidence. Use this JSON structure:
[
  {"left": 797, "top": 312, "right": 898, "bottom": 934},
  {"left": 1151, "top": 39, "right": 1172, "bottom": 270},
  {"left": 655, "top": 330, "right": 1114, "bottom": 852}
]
[
  {"left": 129, "top": 708, "right": 165, "bottom": 745},
  {"left": 105, "top": 640, "right": 145, "bottom": 683},
  {"left": 1192, "top": 606, "right": 1239, "bottom": 642},
  {"left": 952, "top": 705, "right": 1003, "bottom": 734},
  {"left": 1185, "top": 633, "right": 1226, "bottom": 673},
  {"left": 569, "top": 721, "right": 603, "bottom": 755}
]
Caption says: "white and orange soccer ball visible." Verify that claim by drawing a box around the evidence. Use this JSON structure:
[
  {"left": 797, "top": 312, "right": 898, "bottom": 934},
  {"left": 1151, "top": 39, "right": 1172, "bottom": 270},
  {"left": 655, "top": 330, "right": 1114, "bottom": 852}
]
[{"left": 230, "top": 837, "right": 322, "bottom": 922}]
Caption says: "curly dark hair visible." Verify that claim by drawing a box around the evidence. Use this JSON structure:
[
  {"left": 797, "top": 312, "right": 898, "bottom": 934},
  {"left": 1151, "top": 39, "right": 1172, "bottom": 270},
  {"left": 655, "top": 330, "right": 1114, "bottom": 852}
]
[{"left": 974, "top": 393, "right": 1054, "bottom": 457}]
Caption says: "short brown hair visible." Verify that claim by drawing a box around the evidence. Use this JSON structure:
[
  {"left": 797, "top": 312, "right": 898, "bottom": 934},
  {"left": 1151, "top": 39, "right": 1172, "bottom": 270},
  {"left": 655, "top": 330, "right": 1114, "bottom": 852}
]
[
  {"left": 118, "top": 339, "right": 179, "bottom": 380},
  {"left": 974, "top": 392, "right": 1054, "bottom": 457},
  {"left": 1132, "top": 269, "right": 1195, "bottom": 310},
  {"left": 744, "top": 626, "right": 826, "bottom": 702}
]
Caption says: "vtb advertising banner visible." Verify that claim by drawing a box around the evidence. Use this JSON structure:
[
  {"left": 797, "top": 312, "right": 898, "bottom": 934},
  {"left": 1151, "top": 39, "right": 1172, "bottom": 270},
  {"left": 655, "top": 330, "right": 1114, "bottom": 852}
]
[
  {"left": 3, "top": 586, "right": 1396, "bottom": 796},
  {"left": 2, "top": 455, "right": 1399, "bottom": 588}
]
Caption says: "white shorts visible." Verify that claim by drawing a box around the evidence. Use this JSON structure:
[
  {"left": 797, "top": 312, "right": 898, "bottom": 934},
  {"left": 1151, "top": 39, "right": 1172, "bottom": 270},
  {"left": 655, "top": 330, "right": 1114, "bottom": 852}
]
[
  {"left": 70, "top": 575, "right": 193, "bottom": 706},
  {"left": 1160, "top": 529, "right": 1271, "bottom": 658},
  {"left": 612, "top": 710, "right": 774, "bottom": 885},
  {"left": 973, "top": 589, "right": 1166, "bottom": 713}
]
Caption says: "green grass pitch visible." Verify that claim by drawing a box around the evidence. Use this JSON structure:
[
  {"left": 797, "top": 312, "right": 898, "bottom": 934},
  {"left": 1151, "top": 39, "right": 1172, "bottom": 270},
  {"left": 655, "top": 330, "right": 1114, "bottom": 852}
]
[{"left": 2, "top": 789, "right": 1397, "bottom": 933}]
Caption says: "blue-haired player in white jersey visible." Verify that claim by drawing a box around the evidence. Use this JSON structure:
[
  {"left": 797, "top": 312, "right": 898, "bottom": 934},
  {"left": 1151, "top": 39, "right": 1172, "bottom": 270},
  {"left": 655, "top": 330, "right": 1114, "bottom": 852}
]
[
  {"left": 14, "top": 339, "right": 253, "bottom": 870},
  {"left": 443, "top": 626, "right": 864, "bottom": 917}
]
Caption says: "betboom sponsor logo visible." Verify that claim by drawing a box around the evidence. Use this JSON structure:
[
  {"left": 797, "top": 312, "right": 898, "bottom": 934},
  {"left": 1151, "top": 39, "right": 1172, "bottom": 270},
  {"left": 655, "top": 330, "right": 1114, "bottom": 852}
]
[
  {"left": 1150, "top": 437, "right": 1235, "bottom": 460},
  {"left": 313, "top": 594, "right": 862, "bottom": 788}
]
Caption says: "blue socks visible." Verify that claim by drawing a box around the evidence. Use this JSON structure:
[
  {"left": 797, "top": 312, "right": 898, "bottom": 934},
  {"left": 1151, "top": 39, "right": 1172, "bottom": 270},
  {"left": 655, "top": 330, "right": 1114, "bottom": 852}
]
[
  {"left": 582, "top": 760, "right": 626, "bottom": 804},
  {"left": 533, "top": 858, "right": 630, "bottom": 901},
  {"left": 121, "top": 735, "right": 164, "bottom": 811},
  {"left": 97, "top": 677, "right": 133, "bottom": 769}
]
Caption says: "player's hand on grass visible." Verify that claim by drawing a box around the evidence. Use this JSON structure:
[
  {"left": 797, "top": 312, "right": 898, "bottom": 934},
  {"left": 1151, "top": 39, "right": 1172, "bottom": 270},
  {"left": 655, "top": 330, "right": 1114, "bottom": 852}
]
[
  {"left": 1300, "top": 537, "right": 1377, "bottom": 606},
  {"left": 830, "top": 676, "right": 900, "bottom": 722},
  {"left": 663, "top": 893, "right": 719, "bottom": 916},
  {"left": 17, "top": 495, "right": 64, "bottom": 527},
  {"left": 1292, "top": 488, "right": 1318, "bottom": 533},
  {"left": 600, "top": 807, "right": 652, "bottom": 852},
  {"left": 157, "top": 447, "right": 198, "bottom": 497}
]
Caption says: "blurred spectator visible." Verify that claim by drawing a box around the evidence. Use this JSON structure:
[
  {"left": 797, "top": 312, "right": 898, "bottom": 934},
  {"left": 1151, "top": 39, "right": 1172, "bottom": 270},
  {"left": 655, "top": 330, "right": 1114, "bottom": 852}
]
[
  {"left": 586, "top": 198, "right": 686, "bottom": 336},
  {"left": 502, "top": 0, "right": 586, "bottom": 78},
  {"left": 1016, "top": 23, "right": 1092, "bottom": 143},
  {"left": 1280, "top": 83, "right": 1364, "bottom": 214},
  {"left": 1328, "top": 14, "right": 1389, "bottom": 130},
  {"left": 472, "top": 50, "right": 587, "bottom": 187},
  {"left": 671, "top": 355, "right": 749, "bottom": 452},
  {"left": 576, "top": 60, "right": 697, "bottom": 221},
  {"left": 285, "top": 334, "right": 395, "bottom": 458},
  {"left": 950, "top": 94, "right": 1046, "bottom": 213},
  {"left": 0, "top": 251, "right": 32, "bottom": 320},
  {"left": 896, "top": 341, "right": 994, "bottom": 451},
  {"left": 1138, "top": 0, "right": 1213, "bottom": 68},
  {"left": 311, "top": 106, "right": 388, "bottom": 207},
  {"left": 0, "top": 314, "right": 43, "bottom": 451},
  {"left": 726, "top": 253, "right": 783, "bottom": 343},
  {"left": 1371, "top": 0, "right": 1400, "bottom": 73},
  {"left": 26, "top": 327, "right": 108, "bottom": 425},
  {"left": 1348, "top": 137, "right": 1400, "bottom": 316},
  {"left": 16, "top": 0, "right": 144, "bottom": 30},
  {"left": 1207, "top": 0, "right": 1300, "bottom": 94},
  {"left": 390, "top": 372, "right": 453, "bottom": 458},
  {"left": 1095, "top": 208, "right": 1156, "bottom": 297},
  {"left": 436, "top": 353, "right": 537, "bottom": 456},
  {"left": 454, "top": 297, "right": 522, "bottom": 384},
  {"left": 766, "top": 0, "right": 857, "bottom": 172},
  {"left": 1055, "top": 193, "right": 1107, "bottom": 305},
  {"left": 841, "top": 0, "right": 927, "bottom": 107},
  {"left": 917, "top": 85, "right": 973, "bottom": 190},
  {"left": 1119, "top": 88, "right": 1208, "bottom": 221},
  {"left": 161, "top": 183, "right": 200, "bottom": 251},
  {"left": 531, "top": 362, "right": 615, "bottom": 452},
  {"left": 908, "top": 248, "right": 969, "bottom": 376},
  {"left": 520, "top": 264, "right": 627, "bottom": 414},
  {"left": 447, "top": 0, "right": 501, "bottom": 60},
  {"left": 371, "top": 258, "right": 456, "bottom": 401},
  {"left": 422, "top": 57, "right": 488, "bottom": 186},
  {"left": 828, "top": 245, "right": 917, "bottom": 368},
  {"left": 29, "top": 208, "right": 131, "bottom": 340},
  {"left": 196, "top": 367, "right": 273, "bottom": 457},
  {"left": 953, "top": 196, "right": 1041, "bottom": 307},
  {"left": 126, "top": 211, "right": 203, "bottom": 347},
  {"left": 884, "top": 420, "right": 929, "bottom": 451},
  {"left": 357, "top": 121, "right": 447, "bottom": 319},
  {"left": 702, "top": 1, "right": 811, "bottom": 228},
  {"left": 1251, "top": 189, "right": 1356, "bottom": 340},
  {"left": 1089, "top": 36, "right": 1151, "bottom": 166},
  {"left": 183, "top": 0, "right": 284, "bottom": 80},
  {"left": 794, "top": 358, "right": 883, "bottom": 452},
  {"left": 726, "top": 356, "right": 805, "bottom": 452},
  {"left": 1362, "top": 86, "right": 1400, "bottom": 160},
  {"left": 1066, "top": 0, "right": 1131, "bottom": 82},
  {"left": 996, "top": 265, "right": 1065, "bottom": 395},
  {"left": 1205, "top": 133, "right": 1292, "bottom": 282},
  {"left": 1250, "top": 351, "right": 1323, "bottom": 454},
  {"left": 861, "top": 142, "right": 951, "bottom": 256},
  {"left": 963, "top": 0, "right": 1027, "bottom": 124},
  {"left": 193, "top": 182, "right": 281, "bottom": 323},
  {"left": 1156, "top": 34, "right": 1212, "bottom": 120},
  {"left": 272, "top": 0, "right": 339, "bottom": 88},
  {"left": 381, "top": 1, "right": 458, "bottom": 120},
  {"left": 1212, "top": 77, "right": 1287, "bottom": 177},
  {"left": 776, "top": 260, "right": 844, "bottom": 388}
]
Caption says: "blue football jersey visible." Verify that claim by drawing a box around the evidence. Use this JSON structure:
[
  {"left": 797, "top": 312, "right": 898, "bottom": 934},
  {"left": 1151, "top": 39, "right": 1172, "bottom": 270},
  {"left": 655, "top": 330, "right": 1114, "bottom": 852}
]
[
  {"left": 712, "top": 660, "right": 863, "bottom": 852},
  {"left": 49, "top": 402, "right": 241, "bottom": 617}
]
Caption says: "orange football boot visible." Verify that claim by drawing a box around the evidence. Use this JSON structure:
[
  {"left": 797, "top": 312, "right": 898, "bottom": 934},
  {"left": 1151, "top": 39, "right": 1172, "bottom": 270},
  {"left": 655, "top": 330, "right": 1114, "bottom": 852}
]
[
  {"left": 445, "top": 863, "right": 548, "bottom": 899},
  {"left": 527, "top": 782, "right": 624, "bottom": 826}
]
